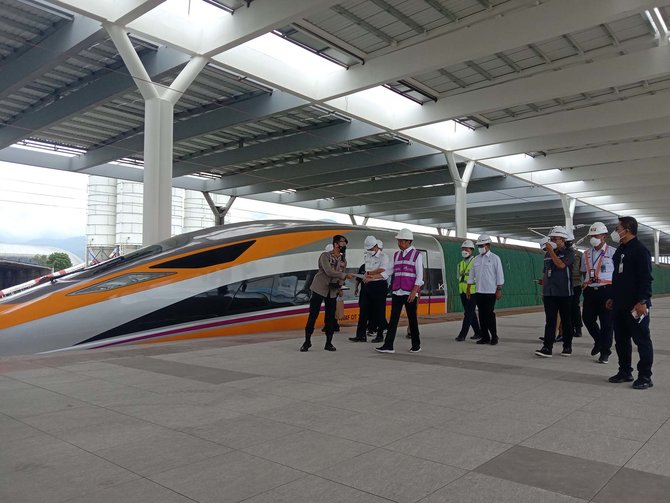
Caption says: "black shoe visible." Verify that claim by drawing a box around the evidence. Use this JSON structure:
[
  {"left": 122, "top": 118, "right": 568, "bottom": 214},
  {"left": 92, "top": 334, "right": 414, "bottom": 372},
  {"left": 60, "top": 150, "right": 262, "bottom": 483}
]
[
  {"left": 333, "top": 327, "right": 340, "bottom": 332},
  {"left": 405, "top": 333, "right": 411, "bottom": 339},
  {"left": 597, "top": 355, "right": 609, "bottom": 364},
  {"left": 324, "top": 344, "right": 336, "bottom": 351},
  {"left": 471, "top": 334, "right": 482, "bottom": 340},
  {"left": 455, "top": 335, "right": 466, "bottom": 341},
  {"left": 555, "top": 335, "right": 563, "bottom": 342},
  {"left": 538, "top": 336, "right": 545, "bottom": 341},
  {"left": 476, "top": 339, "right": 491, "bottom": 345},
  {"left": 561, "top": 347, "right": 572, "bottom": 357},
  {"left": 367, "top": 329, "right": 376, "bottom": 337},
  {"left": 535, "top": 347, "right": 552, "bottom": 358},
  {"left": 632, "top": 377, "right": 653, "bottom": 390},
  {"left": 409, "top": 347, "right": 421, "bottom": 353},
  {"left": 591, "top": 346, "right": 599, "bottom": 356},
  {"left": 574, "top": 330, "right": 582, "bottom": 338},
  {"left": 370, "top": 336, "right": 384, "bottom": 343},
  {"left": 348, "top": 337, "right": 366, "bottom": 342},
  {"left": 490, "top": 338, "right": 499, "bottom": 346},
  {"left": 608, "top": 372, "right": 634, "bottom": 383},
  {"left": 375, "top": 346, "right": 395, "bottom": 354},
  {"left": 300, "top": 342, "right": 311, "bottom": 352}
]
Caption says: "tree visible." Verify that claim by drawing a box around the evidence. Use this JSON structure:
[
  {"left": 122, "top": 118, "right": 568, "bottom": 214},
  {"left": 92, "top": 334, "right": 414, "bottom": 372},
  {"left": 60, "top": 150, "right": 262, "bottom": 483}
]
[{"left": 46, "top": 252, "right": 72, "bottom": 271}]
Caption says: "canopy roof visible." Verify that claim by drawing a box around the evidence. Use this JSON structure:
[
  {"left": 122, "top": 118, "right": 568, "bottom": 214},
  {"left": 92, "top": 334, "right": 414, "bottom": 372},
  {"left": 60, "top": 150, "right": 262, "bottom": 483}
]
[{"left": 1, "top": 0, "right": 669, "bottom": 251}]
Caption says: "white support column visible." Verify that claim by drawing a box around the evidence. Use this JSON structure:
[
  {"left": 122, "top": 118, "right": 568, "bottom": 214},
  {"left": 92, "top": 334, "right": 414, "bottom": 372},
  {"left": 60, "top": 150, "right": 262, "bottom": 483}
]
[
  {"left": 560, "top": 194, "right": 577, "bottom": 236},
  {"left": 436, "top": 227, "right": 444, "bottom": 236},
  {"left": 105, "top": 23, "right": 206, "bottom": 245},
  {"left": 654, "top": 229, "right": 661, "bottom": 264},
  {"left": 446, "top": 152, "right": 475, "bottom": 238},
  {"left": 143, "top": 97, "right": 174, "bottom": 242},
  {"left": 349, "top": 214, "right": 357, "bottom": 225},
  {"left": 362, "top": 217, "right": 369, "bottom": 226}
]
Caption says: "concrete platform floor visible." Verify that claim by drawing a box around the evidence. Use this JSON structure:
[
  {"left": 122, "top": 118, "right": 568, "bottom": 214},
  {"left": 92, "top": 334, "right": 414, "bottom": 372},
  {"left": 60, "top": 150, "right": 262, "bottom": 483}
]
[{"left": 2, "top": 298, "right": 670, "bottom": 503}]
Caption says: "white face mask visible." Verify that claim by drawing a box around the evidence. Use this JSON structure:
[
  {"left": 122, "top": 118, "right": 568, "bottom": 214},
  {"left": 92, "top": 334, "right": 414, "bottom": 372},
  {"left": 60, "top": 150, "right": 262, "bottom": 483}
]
[
  {"left": 478, "top": 246, "right": 487, "bottom": 255},
  {"left": 547, "top": 241, "right": 558, "bottom": 250},
  {"left": 461, "top": 250, "right": 471, "bottom": 258},
  {"left": 365, "top": 250, "right": 377, "bottom": 257},
  {"left": 589, "top": 236, "right": 602, "bottom": 248},
  {"left": 611, "top": 230, "right": 621, "bottom": 243}
]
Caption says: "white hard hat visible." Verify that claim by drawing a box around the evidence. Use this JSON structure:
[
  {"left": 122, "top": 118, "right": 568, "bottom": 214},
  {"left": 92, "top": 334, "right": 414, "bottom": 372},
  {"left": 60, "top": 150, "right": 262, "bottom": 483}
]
[
  {"left": 461, "top": 239, "right": 475, "bottom": 249},
  {"left": 395, "top": 228, "right": 414, "bottom": 240},
  {"left": 548, "top": 226, "right": 569, "bottom": 239},
  {"left": 376, "top": 239, "right": 383, "bottom": 249},
  {"left": 588, "top": 221, "right": 608, "bottom": 235},
  {"left": 364, "top": 235, "right": 377, "bottom": 250},
  {"left": 475, "top": 234, "right": 492, "bottom": 245}
]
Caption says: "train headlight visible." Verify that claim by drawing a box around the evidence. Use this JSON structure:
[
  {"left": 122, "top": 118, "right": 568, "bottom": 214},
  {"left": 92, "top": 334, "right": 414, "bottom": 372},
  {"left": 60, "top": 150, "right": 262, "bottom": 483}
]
[{"left": 68, "top": 272, "right": 175, "bottom": 295}]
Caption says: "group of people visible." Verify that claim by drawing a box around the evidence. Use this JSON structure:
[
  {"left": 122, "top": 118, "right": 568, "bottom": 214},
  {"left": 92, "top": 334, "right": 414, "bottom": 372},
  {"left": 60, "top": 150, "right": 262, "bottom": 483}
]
[
  {"left": 300, "top": 228, "right": 424, "bottom": 355},
  {"left": 531, "top": 216, "right": 654, "bottom": 389},
  {"left": 300, "top": 216, "right": 655, "bottom": 390}
]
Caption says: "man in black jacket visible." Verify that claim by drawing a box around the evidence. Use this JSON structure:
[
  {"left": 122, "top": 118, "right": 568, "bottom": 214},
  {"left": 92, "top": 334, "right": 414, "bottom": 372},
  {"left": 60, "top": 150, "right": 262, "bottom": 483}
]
[{"left": 606, "top": 216, "right": 654, "bottom": 389}]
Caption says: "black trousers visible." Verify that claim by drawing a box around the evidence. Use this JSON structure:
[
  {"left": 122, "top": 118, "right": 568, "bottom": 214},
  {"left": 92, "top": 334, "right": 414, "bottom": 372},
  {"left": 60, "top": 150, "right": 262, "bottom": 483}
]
[
  {"left": 613, "top": 308, "right": 653, "bottom": 378},
  {"left": 582, "top": 286, "right": 613, "bottom": 357},
  {"left": 304, "top": 292, "right": 336, "bottom": 345},
  {"left": 475, "top": 293, "right": 498, "bottom": 343},
  {"left": 458, "top": 292, "right": 481, "bottom": 338},
  {"left": 356, "top": 281, "right": 387, "bottom": 338},
  {"left": 571, "top": 285, "right": 583, "bottom": 332},
  {"left": 383, "top": 294, "right": 420, "bottom": 350},
  {"left": 543, "top": 295, "right": 573, "bottom": 350}
]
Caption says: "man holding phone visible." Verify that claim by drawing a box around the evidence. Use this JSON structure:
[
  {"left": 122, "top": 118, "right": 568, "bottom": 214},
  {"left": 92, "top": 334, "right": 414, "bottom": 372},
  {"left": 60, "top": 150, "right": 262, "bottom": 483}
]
[{"left": 606, "top": 216, "right": 654, "bottom": 389}]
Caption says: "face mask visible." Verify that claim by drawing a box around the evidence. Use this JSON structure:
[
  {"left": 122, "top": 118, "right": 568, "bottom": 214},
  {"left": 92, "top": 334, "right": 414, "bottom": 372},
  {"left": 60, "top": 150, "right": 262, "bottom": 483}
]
[
  {"left": 478, "top": 247, "right": 487, "bottom": 255},
  {"left": 589, "top": 237, "right": 602, "bottom": 248},
  {"left": 610, "top": 230, "right": 621, "bottom": 243},
  {"left": 461, "top": 250, "right": 471, "bottom": 258},
  {"left": 547, "top": 241, "right": 557, "bottom": 250},
  {"left": 365, "top": 250, "right": 376, "bottom": 257}
]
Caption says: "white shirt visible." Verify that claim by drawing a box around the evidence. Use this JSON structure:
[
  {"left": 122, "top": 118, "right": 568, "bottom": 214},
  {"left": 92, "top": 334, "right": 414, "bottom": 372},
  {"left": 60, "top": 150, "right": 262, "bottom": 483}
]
[
  {"left": 393, "top": 246, "right": 424, "bottom": 295},
  {"left": 467, "top": 250, "right": 504, "bottom": 294},
  {"left": 581, "top": 243, "right": 616, "bottom": 287},
  {"left": 365, "top": 250, "right": 391, "bottom": 281}
]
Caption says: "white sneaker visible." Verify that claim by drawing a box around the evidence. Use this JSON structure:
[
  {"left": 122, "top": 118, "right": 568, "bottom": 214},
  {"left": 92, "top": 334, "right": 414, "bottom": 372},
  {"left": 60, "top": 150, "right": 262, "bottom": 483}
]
[
  {"left": 375, "top": 347, "right": 395, "bottom": 354},
  {"left": 409, "top": 347, "right": 421, "bottom": 353}
]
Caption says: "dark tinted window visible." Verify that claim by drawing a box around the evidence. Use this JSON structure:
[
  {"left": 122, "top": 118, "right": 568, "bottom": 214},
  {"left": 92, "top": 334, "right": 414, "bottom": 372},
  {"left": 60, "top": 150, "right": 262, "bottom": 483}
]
[{"left": 150, "top": 240, "right": 254, "bottom": 269}]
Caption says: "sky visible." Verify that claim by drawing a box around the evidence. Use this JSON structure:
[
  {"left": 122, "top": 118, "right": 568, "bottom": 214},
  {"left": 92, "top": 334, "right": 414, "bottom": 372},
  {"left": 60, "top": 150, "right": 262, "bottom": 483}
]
[{"left": 0, "top": 161, "right": 88, "bottom": 241}]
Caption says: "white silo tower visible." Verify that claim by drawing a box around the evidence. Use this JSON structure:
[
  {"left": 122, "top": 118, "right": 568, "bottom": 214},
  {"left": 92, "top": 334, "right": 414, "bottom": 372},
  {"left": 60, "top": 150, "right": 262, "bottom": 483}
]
[
  {"left": 86, "top": 176, "right": 117, "bottom": 264},
  {"left": 172, "top": 187, "right": 185, "bottom": 237},
  {"left": 115, "top": 180, "right": 143, "bottom": 254}
]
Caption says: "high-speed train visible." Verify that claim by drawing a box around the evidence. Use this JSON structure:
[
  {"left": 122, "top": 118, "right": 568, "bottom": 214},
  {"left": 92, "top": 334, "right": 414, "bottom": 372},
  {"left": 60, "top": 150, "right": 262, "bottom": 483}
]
[{"left": 0, "top": 221, "right": 449, "bottom": 356}]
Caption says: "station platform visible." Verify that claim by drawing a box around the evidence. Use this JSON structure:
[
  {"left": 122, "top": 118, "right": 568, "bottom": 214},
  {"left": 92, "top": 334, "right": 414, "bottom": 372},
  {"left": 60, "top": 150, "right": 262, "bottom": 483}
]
[{"left": 2, "top": 298, "right": 670, "bottom": 503}]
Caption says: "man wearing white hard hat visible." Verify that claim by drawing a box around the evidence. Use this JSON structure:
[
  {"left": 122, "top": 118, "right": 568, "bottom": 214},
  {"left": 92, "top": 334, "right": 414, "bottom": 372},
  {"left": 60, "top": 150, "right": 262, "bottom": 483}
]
[
  {"left": 350, "top": 236, "right": 391, "bottom": 343},
  {"left": 581, "top": 221, "right": 616, "bottom": 363},
  {"left": 455, "top": 240, "right": 481, "bottom": 341},
  {"left": 535, "top": 226, "right": 575, "bottom": 358},
  {"left": 466, "top": 234, "right": 504, "bottom": 345},
  {"left": 375, "top": 228, "right": 423, "bottom": 354}
]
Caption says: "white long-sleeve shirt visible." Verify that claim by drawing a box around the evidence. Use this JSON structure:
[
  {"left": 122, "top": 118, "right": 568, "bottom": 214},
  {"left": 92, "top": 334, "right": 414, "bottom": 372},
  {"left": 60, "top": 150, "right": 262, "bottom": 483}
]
[
  {"left": 365, "top": 250, "right": 391, "bottom": 281},
  {"left": 467, "top": 250, "right": 504, "bottom": 294}
]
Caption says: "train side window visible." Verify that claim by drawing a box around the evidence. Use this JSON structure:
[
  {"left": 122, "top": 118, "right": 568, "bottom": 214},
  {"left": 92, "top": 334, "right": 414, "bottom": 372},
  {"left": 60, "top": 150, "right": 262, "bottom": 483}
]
[{"left": 228, "top": 276, "right": 274, "bottom": 314}]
